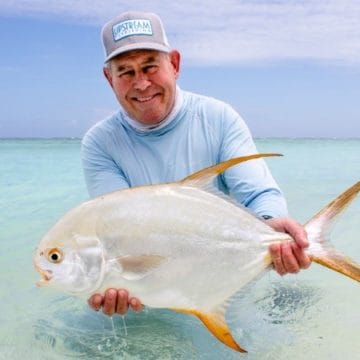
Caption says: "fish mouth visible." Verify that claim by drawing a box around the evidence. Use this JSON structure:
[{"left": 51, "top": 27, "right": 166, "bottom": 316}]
[{"left": 33, "top": 259, "right": 52, "bottom": 286}]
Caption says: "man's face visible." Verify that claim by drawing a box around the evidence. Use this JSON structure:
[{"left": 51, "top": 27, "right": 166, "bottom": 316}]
[{"left": 104, "top": 49, "right": 180, "bottom": 125}]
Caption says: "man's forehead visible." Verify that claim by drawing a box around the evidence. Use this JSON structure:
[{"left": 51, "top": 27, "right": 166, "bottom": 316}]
[{"left": 112, "top": 49, "right": 166, "bottom": 64}]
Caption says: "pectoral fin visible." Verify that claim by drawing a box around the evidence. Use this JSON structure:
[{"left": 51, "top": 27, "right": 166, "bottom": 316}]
[
  {"left": 117, "top": 255, "right": 165, "bottom": 281},
  {"left": 173, "top": 307, "right": 246, "bottom": 353}
]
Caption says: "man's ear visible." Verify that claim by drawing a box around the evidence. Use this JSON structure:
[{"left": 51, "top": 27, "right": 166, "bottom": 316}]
[
  {"left": 169, "top": 50, "right": 181, "bottom": 79},
  {"left": 103, "top": 66, "right": 114, "bottom": 88}
]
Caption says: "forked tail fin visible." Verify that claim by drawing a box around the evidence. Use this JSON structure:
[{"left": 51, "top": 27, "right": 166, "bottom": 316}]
[{"left": 305, "top": 182, "right": 360, "bottom": 282}]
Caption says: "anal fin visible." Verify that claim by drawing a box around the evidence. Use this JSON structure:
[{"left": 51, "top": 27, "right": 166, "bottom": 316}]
[{"left": 173, "top": 307, "right": 247, "bottom": 353}]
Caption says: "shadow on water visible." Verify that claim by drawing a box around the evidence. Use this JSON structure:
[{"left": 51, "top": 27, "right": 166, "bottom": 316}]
[
  {"left": 256, "top": 280, "right": 322, "bottom": 325},
  {"left": 226, "top": 276, "right": 322, "bottom": 357},
  {"left": 31, "top": 299, "right": 199, "bottom": 359},
  {"left": 1, "top": 280, "right": 323, "bottom": 360}
]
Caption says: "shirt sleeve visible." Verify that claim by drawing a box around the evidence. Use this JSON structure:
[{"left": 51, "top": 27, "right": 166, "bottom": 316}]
[
  {"left": 218, "top": 104, "right": 288, "bottom": 218},
  {"left": 81, "top": 131, "right": 130, "bottom": 198}
]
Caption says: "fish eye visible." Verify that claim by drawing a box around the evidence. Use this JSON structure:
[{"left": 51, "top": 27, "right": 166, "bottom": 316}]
[{"left": 47, "top": 248, "right": 64, "bottom": 264}]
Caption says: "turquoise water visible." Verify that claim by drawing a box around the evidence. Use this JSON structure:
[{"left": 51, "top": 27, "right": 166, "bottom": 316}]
[{"left": 0, "top": 138, "right": 359, "bottom": 359}]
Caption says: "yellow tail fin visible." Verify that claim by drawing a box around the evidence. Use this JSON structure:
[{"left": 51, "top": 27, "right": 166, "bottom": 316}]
[{"left": 305, "top": 182, "right": 360, "bottom": 282}]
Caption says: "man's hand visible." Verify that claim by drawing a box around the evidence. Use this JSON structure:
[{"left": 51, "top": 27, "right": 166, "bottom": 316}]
[
  {"left": 88, "top": 288, "right": 143, "bottom": 316},
  {"left": 266, "top": 217, "right": 311, "bottom": 275}
]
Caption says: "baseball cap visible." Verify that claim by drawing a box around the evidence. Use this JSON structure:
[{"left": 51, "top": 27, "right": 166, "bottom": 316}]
[{"left": 101, "top": 11, "right": 171, "bottom": 62}]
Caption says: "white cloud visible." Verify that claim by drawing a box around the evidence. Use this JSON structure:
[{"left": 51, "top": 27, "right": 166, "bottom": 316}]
[{"left": 1, "top": 0, "right": 360, "bottom": 65}]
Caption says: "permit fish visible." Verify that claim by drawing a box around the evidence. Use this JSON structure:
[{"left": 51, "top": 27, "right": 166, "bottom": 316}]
[{"left": 34, "top": 153, "right": 360, "bottom": 353}]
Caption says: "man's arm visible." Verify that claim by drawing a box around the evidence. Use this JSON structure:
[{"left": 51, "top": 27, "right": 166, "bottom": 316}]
[
  {"left": 81, "top": 130, "right": 130, "bottom": 198},
  {"left": 218, "top": 109, "right": 288, "bottom": 218},
  {"left": 217, "top": 106, "right": 311, "bottom": 274}
]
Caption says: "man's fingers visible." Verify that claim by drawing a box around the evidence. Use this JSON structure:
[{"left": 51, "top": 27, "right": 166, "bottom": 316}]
[
  {"left": 284, "top": 219, "right": 309, "bottom": 248},
  {"left": 269, "top": 243, "right": 286, "bottom": 276},
  {"left": 281, "top": 242, "right": 300, "bottom": 273},
  {"left": 88, "top": 294, "right": 103, "bottom": 311},
  {"left": 270, "top": 242, "right": 309, "bottom": 275},
  {"left": 291, "top": 242, "right": 311, "bottom": 269},
  {"left": 88, "top": 288, "right": 143, "bottom": 316},
  {"left": 103, "top": 288, "right": 117, "bottom": 316},
  {"left": 268, "top": 216, "right": 312, "bottom": 275},
  {"left": 129, "top": 297, "right": 143, "bottom": 312},
  {"left": 116, "top": 289, "right": 129, "bottom": 315},
  {"left": 267, "top": 217, "right": 309, "bottom": 248}
]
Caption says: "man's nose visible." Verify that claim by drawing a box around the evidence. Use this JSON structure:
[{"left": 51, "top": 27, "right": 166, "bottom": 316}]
[{"left": 133, "top": 72, "right": 151, "bottom": 91}]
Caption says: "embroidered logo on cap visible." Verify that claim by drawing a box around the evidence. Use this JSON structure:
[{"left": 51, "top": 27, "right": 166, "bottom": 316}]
[{"left": 112, "top": 19, "right": 153, "bottom": 41}]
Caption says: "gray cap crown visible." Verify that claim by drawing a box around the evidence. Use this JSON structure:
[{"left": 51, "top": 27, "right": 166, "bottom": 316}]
[{"left": 101, "top": 11, "right": 171, "bottom": 62}]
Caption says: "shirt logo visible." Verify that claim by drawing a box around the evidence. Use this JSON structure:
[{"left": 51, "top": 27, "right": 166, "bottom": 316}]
[{"left": 112, "top": 19, "right": 153, "bottom": 41}]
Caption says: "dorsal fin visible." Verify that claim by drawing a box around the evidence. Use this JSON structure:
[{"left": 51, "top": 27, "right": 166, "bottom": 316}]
[{"left": 180, "top": 153, "right": 283, "bottom": 188}]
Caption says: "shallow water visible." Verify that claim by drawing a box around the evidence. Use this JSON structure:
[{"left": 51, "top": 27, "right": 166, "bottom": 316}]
[{"left": 0, "top": 138, "right": 359, "bottom": 359}]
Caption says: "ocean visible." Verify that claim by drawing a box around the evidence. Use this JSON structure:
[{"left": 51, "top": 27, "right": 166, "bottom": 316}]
[{"left": 0, "top": 138, "right": 359, "bottom": 359}]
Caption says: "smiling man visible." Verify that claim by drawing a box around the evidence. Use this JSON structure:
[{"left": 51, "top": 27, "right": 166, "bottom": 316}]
[
  {"left": 81, "top": 11, "right": 310, "bottom": 316},
  {"left": 103, "top": 50, "right": 180, "bottom": 125}
]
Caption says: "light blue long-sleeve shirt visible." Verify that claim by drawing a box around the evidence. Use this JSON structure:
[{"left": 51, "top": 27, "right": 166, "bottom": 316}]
[{"left": 81, "top": 89, "right": 288, "bottom": 218}]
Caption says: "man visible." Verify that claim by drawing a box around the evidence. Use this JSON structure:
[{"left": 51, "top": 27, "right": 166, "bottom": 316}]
[{"left": 81, "top": 11, "right": 310, "bottom": 316}]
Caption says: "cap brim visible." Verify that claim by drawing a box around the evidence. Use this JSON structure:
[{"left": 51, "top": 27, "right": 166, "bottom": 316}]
[{"left": 105, "top": 43, "right": 171, "bottom": 63}]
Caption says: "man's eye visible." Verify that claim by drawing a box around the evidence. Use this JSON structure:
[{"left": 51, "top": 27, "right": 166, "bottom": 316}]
[
  {"left": 119, "top": 70, "right": 134, "bottom": 78},
  {"left": 144, "top": 65, "right": 157, "bottom": 74}
]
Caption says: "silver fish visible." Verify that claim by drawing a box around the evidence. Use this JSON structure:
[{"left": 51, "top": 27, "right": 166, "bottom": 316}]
[{"left": 34, "top": 153, "right": 360, "bottom": 352}]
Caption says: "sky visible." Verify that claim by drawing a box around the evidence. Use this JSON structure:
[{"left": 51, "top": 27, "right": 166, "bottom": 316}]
[{"left": 1, "top": 0, "right": 360, "bottom": 138}]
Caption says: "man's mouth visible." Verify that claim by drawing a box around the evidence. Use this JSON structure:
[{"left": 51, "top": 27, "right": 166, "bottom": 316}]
[{"left": 133, "top": 94, "right": 158, "bottom": 103}]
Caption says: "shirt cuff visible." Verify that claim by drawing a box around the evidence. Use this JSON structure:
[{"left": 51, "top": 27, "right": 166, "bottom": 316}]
[{"left": 261, "top": 215, "right": 274, "bottom": 220}]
